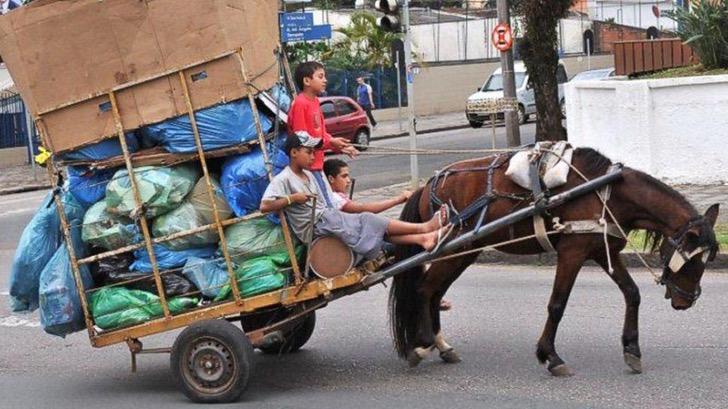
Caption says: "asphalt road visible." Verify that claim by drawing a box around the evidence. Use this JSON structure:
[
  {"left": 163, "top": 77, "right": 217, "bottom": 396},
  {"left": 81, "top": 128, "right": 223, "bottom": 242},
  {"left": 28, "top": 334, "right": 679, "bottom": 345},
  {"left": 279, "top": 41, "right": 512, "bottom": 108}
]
[{"left": 2, "top": 185, "right": 728, "bottom": 408}]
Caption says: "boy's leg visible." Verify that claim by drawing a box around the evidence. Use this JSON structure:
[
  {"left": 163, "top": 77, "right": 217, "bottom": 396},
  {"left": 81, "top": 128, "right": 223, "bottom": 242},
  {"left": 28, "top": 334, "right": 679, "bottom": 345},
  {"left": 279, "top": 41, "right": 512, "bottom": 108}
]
[
  {"left": 388, "top": 230, "right": 440, "bottom": 252},
  {"left": 385, "top": 205, "right": 448, "bottom": 236}
]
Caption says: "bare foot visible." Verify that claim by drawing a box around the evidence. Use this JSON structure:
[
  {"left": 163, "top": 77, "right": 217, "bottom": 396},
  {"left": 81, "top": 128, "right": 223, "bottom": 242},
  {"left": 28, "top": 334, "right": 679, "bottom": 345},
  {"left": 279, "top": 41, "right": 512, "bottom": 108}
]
[
  {"left": 421, "top": 230, "right": 439, "bottom": 251},
  {"left": 425, "top": 205, "right": 449, "bottom": 232}
]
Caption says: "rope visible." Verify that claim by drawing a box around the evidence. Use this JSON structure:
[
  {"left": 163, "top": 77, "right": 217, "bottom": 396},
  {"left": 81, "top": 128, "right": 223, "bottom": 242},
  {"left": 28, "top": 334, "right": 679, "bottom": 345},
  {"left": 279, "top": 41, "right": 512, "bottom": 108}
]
[
  {"left": 427, "top": 230, "right": 563, "bottom": 265},
  {"left": 350, "top": 143, "right": 519, "bottom": 156}
]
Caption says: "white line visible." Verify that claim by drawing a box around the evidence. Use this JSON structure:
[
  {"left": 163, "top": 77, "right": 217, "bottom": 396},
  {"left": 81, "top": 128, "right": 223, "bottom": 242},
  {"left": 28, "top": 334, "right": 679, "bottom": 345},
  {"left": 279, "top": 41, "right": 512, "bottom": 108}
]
[
  {"left": 0, "top": 208, "right": 38, "bottom": 217},
  {"left": 0, "top": 291, "right": 9, "bottom": 296},
  {"left": 0, "top": 316, "right": 41, "bottom": 328}
]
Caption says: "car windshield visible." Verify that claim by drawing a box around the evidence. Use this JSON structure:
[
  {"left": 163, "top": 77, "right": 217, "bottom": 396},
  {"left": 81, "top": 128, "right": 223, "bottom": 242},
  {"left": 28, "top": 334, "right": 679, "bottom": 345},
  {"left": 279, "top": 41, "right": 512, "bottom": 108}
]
[
  {"left": 482, "top": 73, "right": 526, "bottom": 91},
  {"left": 572, "top": 70, "right": 613, "bottom": 81}
]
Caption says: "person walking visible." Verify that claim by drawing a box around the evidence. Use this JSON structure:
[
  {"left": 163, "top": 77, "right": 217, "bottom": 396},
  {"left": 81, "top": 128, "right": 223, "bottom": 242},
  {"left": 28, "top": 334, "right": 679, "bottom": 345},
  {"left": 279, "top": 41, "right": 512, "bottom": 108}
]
[{"left": 356, "top": 75, "right": 377, "bottom": 127}]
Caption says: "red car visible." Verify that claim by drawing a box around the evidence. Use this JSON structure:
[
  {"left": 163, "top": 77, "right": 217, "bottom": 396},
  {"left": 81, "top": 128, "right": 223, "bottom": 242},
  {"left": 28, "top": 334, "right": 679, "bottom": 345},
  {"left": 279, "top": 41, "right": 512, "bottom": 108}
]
[{"left": 319, "top": 96, "right": 371, "bottom": 149}]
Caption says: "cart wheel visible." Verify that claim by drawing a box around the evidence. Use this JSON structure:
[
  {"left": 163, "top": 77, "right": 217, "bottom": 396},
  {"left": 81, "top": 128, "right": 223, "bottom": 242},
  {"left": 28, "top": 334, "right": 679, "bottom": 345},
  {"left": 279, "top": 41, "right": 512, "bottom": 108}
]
[
  {"left": 171, "top": 320, "right": 254, "bottom": 403},
  {"left": 259, "top": 311, "right": 317, "bottom": 355}
]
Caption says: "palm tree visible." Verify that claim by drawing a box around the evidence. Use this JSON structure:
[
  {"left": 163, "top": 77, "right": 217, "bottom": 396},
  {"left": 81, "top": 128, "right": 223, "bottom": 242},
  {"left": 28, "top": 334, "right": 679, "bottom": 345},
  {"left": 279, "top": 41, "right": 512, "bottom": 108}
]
[{"left": 335, "top": 11, "right": 402, "bottom": 69}]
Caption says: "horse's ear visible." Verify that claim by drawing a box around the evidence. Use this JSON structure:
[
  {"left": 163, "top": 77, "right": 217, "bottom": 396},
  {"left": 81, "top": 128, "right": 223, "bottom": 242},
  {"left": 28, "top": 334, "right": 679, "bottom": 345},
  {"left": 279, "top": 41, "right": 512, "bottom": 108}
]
[{"left": 704, "top": 204, "right": 720, "bottom": 228}]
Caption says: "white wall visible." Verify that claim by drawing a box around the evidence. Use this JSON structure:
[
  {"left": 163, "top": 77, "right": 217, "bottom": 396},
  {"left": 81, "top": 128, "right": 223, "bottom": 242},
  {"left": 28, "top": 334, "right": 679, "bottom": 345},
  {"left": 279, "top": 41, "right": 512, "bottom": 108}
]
[
  {"left": 411, "top": 19, "right": 487, "bottom": 62},
  {"left": 566, "top": 75, "right": 728, "bottom": 184},
  {"left": 586, "top": 0, "right": 679, "bottom": 31}
]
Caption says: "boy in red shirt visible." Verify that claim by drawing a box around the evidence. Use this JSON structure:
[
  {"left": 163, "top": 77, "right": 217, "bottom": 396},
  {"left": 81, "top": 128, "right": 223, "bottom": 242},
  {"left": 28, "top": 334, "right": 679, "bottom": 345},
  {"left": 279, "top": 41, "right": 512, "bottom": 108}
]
[{"left": 288, "top": 61, "right": 358, "bottom": 208}]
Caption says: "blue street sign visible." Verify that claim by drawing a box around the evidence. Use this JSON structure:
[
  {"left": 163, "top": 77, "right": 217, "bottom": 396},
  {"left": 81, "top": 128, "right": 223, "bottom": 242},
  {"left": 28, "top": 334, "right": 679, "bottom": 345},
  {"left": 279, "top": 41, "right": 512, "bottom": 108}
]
[
  {"left": 281, "top": 12, "right": 313, "bottom": 27},
  {"left": 280, "top": 12, "right": 332, "bottom": 43}
]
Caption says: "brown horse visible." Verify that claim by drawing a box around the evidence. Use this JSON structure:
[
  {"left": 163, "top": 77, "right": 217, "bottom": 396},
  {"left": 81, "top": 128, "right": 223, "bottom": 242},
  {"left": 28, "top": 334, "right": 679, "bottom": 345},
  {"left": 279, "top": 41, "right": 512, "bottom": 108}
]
[{"left": 390, "top": 148, "right": 720, "bottom": 376}]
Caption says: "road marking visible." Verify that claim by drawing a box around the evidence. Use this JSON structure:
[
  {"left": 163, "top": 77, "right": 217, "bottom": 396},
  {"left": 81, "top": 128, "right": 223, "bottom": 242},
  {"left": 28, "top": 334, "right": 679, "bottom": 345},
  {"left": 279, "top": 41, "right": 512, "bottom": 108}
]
[
  {"left": 0, "top": 208, "right": 38, "bottom": 217},
  {"left": 0, "top": 316, "right": 41, "bottom": 328}
]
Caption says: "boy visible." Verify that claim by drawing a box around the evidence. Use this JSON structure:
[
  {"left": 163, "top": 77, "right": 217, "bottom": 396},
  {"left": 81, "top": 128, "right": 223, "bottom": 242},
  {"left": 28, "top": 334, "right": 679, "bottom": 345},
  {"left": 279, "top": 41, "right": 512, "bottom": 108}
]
[
  {"left": 356, "top": 76, "right": 377, "bottom": 127},
  {"left": 324, "top": 158, "right": 453, "bottom": 311},
  {"left": 289, "top": 61, "right": 358, "bottom": 209},
  {"left": 260, "top": 132, "right": 448, "bottom": 261}
]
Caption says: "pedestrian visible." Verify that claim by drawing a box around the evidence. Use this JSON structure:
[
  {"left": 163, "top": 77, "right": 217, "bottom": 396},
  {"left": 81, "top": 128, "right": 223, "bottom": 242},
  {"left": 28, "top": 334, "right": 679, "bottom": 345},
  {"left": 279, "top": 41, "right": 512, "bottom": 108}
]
[
  {"left": 288, "top": 61, "right": 358, "bottom": 208},
  {"left": 356, "top": 75, "right": 377, "bottom": 127}
]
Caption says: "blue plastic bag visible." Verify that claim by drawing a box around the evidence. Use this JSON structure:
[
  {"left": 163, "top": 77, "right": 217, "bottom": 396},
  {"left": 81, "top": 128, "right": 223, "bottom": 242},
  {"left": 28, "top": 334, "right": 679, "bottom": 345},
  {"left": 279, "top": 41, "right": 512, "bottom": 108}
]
[
  {"left": 140, "top": 99, "right": 274, "bottom": 153},
  {"left": 67, "top": 166, "right": 115, "bottom": 209},
  {"left": 269, "top": 84, "right": 292, "bottom": 113},
  {"left": 181, "top": 257, "right": 231, "bottom": 299},
  {"left": 131, "top": 243, "right": 217, "bottom": 273},
  {"left": 9, "top": 193, "right": 85, "bottom": 312},
  {"left": 220, "top": 143, "right": 289, "bottom": 223},
  {"left": 59, "top": 133, "right": 139, "bottom": 161},
  {"left": 38, "top": 196, "right": 92, "bottom": 337}
]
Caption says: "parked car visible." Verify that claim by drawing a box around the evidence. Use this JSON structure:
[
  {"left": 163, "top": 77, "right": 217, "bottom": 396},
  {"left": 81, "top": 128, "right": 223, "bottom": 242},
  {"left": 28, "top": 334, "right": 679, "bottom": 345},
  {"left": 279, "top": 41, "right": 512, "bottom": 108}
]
[
  {"left": 570, "top": 68, "right": 615, "bottom": 82},
  {"left": 465, "top": 61, "right": 569, "bottom": 128},
  {"left": 319, "top": 96, "right": 371, "bottom": 150}
]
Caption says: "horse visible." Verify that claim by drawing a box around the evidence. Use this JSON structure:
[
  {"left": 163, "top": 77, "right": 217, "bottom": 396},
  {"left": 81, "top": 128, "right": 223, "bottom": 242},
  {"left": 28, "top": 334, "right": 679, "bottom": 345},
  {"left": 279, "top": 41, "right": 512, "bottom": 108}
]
[{"left": 390, "top": 147, "right": 720, "bottom": 376}]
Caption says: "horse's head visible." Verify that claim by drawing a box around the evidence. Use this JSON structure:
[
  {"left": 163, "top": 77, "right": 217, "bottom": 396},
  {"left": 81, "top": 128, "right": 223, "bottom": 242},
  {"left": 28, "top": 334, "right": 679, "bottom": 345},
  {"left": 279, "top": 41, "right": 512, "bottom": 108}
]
[{"left": 659, "top": 204, "right": 720, "bottom": 310}]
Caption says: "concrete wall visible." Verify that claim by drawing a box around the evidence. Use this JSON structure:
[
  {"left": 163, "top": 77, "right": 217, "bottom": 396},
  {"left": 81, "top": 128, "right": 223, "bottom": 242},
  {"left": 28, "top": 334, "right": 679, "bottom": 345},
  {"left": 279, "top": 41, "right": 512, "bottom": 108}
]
[
  {"left": 390, "top": 53, "right": 614, "bottom": 118},
  {"left": 566, "top": 75, "right": 728, "bottom": 184},
  {"left": 412, "top": 19, "right": 488, "bottom": 62},
  {"left": 0, "top": 147, "right": 28, "bottom": 168}
]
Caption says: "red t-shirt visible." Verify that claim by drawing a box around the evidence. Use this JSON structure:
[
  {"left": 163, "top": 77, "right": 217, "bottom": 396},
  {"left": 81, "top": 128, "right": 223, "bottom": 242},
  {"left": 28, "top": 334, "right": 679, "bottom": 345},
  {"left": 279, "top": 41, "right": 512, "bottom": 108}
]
[{"left": 287, "top": 93, "right": 333, "bottom": 171}]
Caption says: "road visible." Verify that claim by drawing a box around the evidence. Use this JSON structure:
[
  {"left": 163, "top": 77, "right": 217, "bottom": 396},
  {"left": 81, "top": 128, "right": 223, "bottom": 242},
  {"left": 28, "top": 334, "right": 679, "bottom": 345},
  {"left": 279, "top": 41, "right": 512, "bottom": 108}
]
[{"left": 2, "top": 128, "right": 728, "bottom": 408}]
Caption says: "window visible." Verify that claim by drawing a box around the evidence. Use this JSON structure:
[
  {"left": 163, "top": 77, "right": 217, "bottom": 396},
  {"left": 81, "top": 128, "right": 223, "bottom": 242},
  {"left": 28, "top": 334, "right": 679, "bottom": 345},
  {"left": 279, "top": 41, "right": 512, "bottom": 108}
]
[
  {"left": 556, "top": 65, "right": 568, "bottom": 84},
  {"left": 321, "top": 101, "right": 336, "bottom": 119},
  {"left": 335, "top": 100, "right": 357, "bottom": 116},
  {"left": 483, "top": 73, "right": 527, "bottom": 91}
]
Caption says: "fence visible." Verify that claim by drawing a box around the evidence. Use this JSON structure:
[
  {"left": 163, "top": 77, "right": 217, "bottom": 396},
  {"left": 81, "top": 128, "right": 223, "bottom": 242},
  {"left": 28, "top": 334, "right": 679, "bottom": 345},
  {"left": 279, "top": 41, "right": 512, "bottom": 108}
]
[
  {"left": 325, "top": 65, "right": 407, "bottom": 110},
  {"left": 613, "top": 38, "right": 698, "bottom": 76},
  {"left": 0, "top": 92, "right": 39, "bottom": 163}
]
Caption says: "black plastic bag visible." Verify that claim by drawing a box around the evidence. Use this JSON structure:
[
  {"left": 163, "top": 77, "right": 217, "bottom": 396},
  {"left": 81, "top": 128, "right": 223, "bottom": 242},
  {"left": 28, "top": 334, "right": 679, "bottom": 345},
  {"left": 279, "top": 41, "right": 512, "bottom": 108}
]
[{"left": 93, "top": 253, "right": 196, "bottom": 297}]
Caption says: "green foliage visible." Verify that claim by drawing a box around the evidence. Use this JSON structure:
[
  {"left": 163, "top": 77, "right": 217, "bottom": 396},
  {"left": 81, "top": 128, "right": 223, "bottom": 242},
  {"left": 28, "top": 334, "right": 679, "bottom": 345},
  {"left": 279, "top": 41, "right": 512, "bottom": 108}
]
[{"left": 666, "top": 0, "right": 728, "bottom": 69}]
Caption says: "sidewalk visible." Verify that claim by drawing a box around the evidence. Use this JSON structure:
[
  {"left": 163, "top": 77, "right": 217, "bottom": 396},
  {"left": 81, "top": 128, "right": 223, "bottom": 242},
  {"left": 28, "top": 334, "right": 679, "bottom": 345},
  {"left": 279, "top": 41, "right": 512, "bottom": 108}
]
[
  {"left": 0, "top": 164, "right": 50, "bottom": 195},
  {"left": 371, "top": 111, "right": 468, "bottom": 140}
]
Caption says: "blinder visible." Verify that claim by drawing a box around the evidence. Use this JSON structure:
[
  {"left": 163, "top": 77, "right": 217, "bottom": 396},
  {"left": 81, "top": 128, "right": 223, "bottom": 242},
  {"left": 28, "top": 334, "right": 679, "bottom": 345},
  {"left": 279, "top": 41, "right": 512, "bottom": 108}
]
[{"left": 659, "top": 216, "right": 715, "bottom": 303}]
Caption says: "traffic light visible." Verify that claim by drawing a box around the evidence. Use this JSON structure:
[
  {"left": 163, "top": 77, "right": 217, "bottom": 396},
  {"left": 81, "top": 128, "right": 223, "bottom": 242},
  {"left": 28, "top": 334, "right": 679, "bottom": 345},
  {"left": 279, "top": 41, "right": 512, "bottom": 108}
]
[{"left": 374, "top": 0, "right": 401, "bottom": 32}]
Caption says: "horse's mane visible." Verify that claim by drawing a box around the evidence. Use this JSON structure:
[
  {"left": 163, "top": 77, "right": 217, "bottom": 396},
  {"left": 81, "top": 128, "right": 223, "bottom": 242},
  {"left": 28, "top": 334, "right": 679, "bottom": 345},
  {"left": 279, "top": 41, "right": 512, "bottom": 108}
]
[{"left": 573, "top": 147, "right": 613, "bottom": 176}]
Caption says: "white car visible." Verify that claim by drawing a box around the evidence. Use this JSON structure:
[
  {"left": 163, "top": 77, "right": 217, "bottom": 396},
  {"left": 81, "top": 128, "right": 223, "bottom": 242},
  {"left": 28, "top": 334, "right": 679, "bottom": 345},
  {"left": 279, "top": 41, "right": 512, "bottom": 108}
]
[{"left": 466, "top": 61, "right": 569, "bottom": 128}]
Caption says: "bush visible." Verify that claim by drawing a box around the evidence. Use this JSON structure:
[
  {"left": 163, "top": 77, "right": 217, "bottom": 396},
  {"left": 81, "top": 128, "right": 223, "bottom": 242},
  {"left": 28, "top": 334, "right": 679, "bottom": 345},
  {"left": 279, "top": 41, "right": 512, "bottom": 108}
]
[{"left": 666, "top": 0, "right": 728, "bottom": 69}]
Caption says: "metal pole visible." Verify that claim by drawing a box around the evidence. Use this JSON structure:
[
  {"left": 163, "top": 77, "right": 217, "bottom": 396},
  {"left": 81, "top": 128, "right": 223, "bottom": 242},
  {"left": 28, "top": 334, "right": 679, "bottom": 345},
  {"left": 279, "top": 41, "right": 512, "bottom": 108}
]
[
  {"left": 496, "top": 0, "right": 521, "bottom": 148},
  {"left": 23, "top": 102, "right": 37, "bottom": 181},
  {"left": 396, "top": 50, "right": 403, "bottom": 132},
  {"left": 403, "top": 0, "right": 419, "bottom": 189},
  {"left": 587, "top": 37, "right": 592, "bottom": 71}
]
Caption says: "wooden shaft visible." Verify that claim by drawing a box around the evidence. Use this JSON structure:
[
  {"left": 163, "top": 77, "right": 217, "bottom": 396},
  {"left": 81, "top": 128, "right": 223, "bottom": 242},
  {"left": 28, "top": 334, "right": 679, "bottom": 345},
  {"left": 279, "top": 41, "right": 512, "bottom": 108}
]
[
  {"left": 108, "top": 91, "right": 170, "bottom": 318},
  {"left": 177, "top": 71, "right": 243, "bottom": 304},
  {"left": 236, "top": 49, "right": 303, "bottom": 285}
]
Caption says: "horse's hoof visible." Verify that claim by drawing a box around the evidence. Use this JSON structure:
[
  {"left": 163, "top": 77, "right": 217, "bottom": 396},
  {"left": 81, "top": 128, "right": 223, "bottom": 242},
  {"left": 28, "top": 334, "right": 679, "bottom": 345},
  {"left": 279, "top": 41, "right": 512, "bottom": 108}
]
[
  {"left": 624, "top": 352, "right": 643, "bottom": 374},
  {"left": 407, "top": 351, "right": 424, "bottom": 367},
  {"left": 439, "top": 349, "right": 462, "bottom": 364},
  {"left": 549, "top": 364, "right": 574, "bottom": 377}
]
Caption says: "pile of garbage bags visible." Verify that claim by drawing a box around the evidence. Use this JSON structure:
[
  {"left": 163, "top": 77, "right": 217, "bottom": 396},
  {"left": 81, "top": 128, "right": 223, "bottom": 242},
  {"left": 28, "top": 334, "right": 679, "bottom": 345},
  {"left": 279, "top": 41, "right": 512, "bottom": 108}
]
[{"left": 10, "top": 89, "right": 301, "bottom": 335}]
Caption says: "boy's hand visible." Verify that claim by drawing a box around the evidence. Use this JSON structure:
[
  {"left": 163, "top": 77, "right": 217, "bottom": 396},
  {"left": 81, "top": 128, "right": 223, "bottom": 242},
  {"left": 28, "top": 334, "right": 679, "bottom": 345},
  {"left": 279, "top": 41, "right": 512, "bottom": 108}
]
[
  {"left": 330, "top": 137, "right": 351, "bottom": 151},
  {"left": 399, "top": 190, "right": 413, "bottom": 203},
  {"left": 342, "top": 145, "right": 359, "bottom": 159},
  {"left": 289, "top": 192, "right": 312, "bottom": 204}
]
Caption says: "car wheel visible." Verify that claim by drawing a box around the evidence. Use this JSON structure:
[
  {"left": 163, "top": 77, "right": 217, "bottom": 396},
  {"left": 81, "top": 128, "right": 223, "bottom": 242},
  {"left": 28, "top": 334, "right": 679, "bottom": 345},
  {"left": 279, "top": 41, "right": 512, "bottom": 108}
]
[
  {"left": 469, "top": 120, "right": 484, "bottom": 129},
  {"left": 355, "top": 129, "right": 370, "bottom": 151},
  {"left": 517, "top": 105, "right": 527, "bottom": 125}
]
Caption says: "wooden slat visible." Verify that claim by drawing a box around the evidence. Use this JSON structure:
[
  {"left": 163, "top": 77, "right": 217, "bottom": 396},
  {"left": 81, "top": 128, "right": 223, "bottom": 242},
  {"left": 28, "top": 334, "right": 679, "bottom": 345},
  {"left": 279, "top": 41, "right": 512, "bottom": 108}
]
[
  {"left": 634, "top": 42, "right": 644, "bottom": 73},
  {"left": 673, "top": 40, "right": 684, "bottom": 66},
  {"left": 663, "top": 40, "right": 673, "bottom": 68},
  {"left": 624, "top": 43, "right": 635, "bottom": 76},
  {"left": 653, "top": 41, "right": 664, "bottom": 71},
  {"left": 644, "top": 42, "right": 654, "bottom": 72},
  {"left": 614, "top": 42, "right": 626, "bottom": 76}
]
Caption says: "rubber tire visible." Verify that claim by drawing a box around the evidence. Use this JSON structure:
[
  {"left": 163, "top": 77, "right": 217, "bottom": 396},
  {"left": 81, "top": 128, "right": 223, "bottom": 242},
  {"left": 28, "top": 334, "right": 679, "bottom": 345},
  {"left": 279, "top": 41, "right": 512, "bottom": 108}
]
[
  {"left": 355, "top": 129, "right": 370, "bottom": 151},
  {"left": 518, "top": 105, "right": 527, "bottom": 125},
  {"left": 258, "top": 311, "right": 317, "bottom": 355},
  {"left": 469, "top": 120, "right": 484, "bottom": 129},
  {"left": 171, "top": 320, "right": 254, "bottom": 404}
]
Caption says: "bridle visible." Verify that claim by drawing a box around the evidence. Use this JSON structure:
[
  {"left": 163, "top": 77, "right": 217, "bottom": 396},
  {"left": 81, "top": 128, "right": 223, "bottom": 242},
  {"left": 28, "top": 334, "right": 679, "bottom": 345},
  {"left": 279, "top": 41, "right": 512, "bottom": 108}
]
[{"left": 659, "top": 217, "right": 717, "bottom": 303}]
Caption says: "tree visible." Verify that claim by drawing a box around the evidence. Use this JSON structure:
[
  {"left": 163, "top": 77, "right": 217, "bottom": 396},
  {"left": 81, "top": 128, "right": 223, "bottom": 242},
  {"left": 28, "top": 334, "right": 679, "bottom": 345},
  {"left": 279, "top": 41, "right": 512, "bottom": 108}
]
[
  {"left": 335, "top": 11, "right": 401, "bottom": 69},
  {"left": 513, "top": 0, "right": 574, "bottom": 141}
]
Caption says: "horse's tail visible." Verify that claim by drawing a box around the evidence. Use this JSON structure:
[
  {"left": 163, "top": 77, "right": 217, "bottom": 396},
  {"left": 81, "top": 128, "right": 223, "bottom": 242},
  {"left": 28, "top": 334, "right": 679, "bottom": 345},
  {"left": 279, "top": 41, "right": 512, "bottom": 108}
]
[{"left": 389, "top": 186, "right": 426, "bottom": 359}]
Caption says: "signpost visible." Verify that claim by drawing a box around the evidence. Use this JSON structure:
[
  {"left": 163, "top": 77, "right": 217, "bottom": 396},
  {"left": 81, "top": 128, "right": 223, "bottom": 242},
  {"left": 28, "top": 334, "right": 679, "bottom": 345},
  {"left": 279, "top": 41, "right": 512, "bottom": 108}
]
[
  {"left": 280, "top": 12, "right": 332, "bottom": 43},
  {"left": 495, "top": 0, "right": 521, "bottom": 148}
]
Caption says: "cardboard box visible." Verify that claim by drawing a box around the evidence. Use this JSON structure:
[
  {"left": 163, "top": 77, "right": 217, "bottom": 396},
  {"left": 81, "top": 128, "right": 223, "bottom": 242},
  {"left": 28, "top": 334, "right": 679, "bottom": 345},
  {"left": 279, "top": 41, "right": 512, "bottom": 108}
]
[{"left": 0, "top": 0, "right": 280, "bottom": 153}]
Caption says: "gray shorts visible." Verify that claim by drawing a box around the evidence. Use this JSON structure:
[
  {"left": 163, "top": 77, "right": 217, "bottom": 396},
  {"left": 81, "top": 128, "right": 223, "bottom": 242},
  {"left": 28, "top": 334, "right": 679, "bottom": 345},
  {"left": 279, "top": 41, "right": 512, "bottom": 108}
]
[{"left": 314, "top": 209, "right": 390, "bottom": 260}]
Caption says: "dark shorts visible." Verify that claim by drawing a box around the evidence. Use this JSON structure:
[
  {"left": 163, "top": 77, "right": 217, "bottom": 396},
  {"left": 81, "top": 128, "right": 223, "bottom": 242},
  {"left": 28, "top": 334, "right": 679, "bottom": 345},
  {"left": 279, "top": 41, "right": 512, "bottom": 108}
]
[{"left": 314, "top": 209, "right": 390, "bottom": 260}]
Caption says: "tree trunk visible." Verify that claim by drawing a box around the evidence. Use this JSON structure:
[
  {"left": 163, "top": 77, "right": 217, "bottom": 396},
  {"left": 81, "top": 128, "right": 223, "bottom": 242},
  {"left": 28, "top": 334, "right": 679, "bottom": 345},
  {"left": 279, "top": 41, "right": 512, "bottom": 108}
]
[{"left": 516, "top": 0, "right": 573, "bottom": 142}]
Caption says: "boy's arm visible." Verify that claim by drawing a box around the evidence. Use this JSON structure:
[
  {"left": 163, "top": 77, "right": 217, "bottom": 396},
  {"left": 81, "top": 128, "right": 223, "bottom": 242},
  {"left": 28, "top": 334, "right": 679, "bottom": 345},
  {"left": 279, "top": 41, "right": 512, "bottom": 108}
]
[
  {"left": 260, "top": 192, "right": 312, "bottom": 213},
  {"left": 341, "top": 191, "right": 410, "bottom": 214}
]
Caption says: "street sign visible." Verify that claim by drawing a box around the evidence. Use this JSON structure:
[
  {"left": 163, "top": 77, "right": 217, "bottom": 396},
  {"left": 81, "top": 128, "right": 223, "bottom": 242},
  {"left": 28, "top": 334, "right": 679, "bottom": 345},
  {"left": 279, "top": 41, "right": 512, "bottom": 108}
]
[
  {"left": 491, "top": 23, "right": 513, "bottom": 52},
  {"left": 280, "top": 12, "right": 332, "bottom": 43}
]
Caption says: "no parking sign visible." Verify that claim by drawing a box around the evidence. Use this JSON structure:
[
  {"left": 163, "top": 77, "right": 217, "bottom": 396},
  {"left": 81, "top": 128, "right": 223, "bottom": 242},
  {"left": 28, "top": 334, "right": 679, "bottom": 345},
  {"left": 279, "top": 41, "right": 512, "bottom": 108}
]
[{"left": 491, "top": 23, "right": 514, "bottom": 52}]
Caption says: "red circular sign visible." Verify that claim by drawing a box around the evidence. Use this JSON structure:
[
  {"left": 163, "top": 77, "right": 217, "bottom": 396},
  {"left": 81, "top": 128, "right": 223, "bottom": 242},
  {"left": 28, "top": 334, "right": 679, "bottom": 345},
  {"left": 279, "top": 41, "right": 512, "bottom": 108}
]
[{"left": 491, "top": 23, "right": 513, "bottom": 52}]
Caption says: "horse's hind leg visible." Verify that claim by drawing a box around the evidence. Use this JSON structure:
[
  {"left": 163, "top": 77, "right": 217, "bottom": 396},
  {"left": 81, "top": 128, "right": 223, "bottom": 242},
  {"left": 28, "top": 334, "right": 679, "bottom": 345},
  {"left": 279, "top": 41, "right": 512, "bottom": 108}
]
[
  {"left": 536, "top": 239, "right": 589, "bottom": 377},
  {"left": 594, "top": 250, "right": 643, "bottom": 374}
]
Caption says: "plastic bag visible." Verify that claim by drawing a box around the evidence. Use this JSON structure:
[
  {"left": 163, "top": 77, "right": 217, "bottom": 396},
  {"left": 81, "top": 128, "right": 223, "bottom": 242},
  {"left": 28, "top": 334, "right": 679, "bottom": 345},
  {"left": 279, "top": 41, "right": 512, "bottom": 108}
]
[
  {"left": 106, "top": 164, "right": 200, "bottom": 218},
  {"left": 151, "top": 177, "right": 232, "bottom": 250},
  {"left": 269, "top": 84, "right": 292, "bottom": 113},
  {"left": 181, "top": 257, "right": 231, "bottom": 299},
  {"left": 38, "top": 201, "right": 92, "bottom": 337},
  {"left": 139, "top": 99, "right": 273, "bottom": 153},
  {"left": 67, "top": 166, "right": 115, "bottom": 209},
  {"left": 59, "top": 133, "right": 139, "bottom": 161},
  {"left": 224, "top": 218, "right": 291, "bottom": 264},
  {"left": 220, "top": 143, "right": 289, "bottom": 221},
  {"left": 90, "top": 287, "right": 198, "bottom": 330},
  {"left": 214, "top": 257, "right": 288, "bottom": 302},
  {"left": 81, "top": 201, "right": 138, "bottom": 251},
  {"left": 131, "top": 243, "right": 216, "bottom": 273},
  {"left": 91, "top": 252, "right": 194, "bottom": 297},
  {"left": 9, "top": 193, "right": 85, "bottom": 312}
]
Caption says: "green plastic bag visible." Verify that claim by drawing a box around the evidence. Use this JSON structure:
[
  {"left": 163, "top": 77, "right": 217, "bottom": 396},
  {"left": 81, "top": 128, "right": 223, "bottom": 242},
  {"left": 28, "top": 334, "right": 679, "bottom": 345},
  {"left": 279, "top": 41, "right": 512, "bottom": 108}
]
[
  {"left": 105, "top": 164, "right": 200, "bottom": 218},
  {"left": 224, "top": 218, "right": 291, "bottom": 264},
  {"left": 152, "top": 177, "right": 232, "bottom": 250},
  {"left": 214, "top": 257, "right": 288, "bottom": 302},
  {"left": 81, "top": 201, "right": 138, "bottom": 250},
  {"left": 90, "top": 287, "right": 198, "bottom": 330}
]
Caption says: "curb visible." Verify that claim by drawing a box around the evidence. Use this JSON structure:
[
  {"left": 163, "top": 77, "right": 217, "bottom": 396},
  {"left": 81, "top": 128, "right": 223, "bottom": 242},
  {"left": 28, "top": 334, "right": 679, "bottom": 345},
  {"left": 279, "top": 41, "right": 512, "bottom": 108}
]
[
  {"left": 476, "top": 250, "right": 728, "bottom": 270},
  {"left": 371, "top": 123, "right": 471, "bottom": 141},
  {"left": 0, "top": 184, "right": 51, "bottom": 196}
]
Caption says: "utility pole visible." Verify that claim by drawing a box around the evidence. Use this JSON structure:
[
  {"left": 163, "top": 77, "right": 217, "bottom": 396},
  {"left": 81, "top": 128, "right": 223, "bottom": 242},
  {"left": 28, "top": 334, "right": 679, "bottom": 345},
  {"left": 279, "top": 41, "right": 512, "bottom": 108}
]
[{"left": 497, "top": 0, "right": 521, "bottom": 147}]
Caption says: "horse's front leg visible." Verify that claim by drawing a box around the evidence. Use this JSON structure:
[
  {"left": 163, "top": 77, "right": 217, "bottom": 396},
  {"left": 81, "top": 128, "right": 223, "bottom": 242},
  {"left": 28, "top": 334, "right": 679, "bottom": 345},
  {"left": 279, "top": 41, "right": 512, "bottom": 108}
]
[
  {"left": 595, "top": 251, "right": 642, "bottom": 374},
  {"left": 536, "top": 242, "right": 588, "bottom": 376}
]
